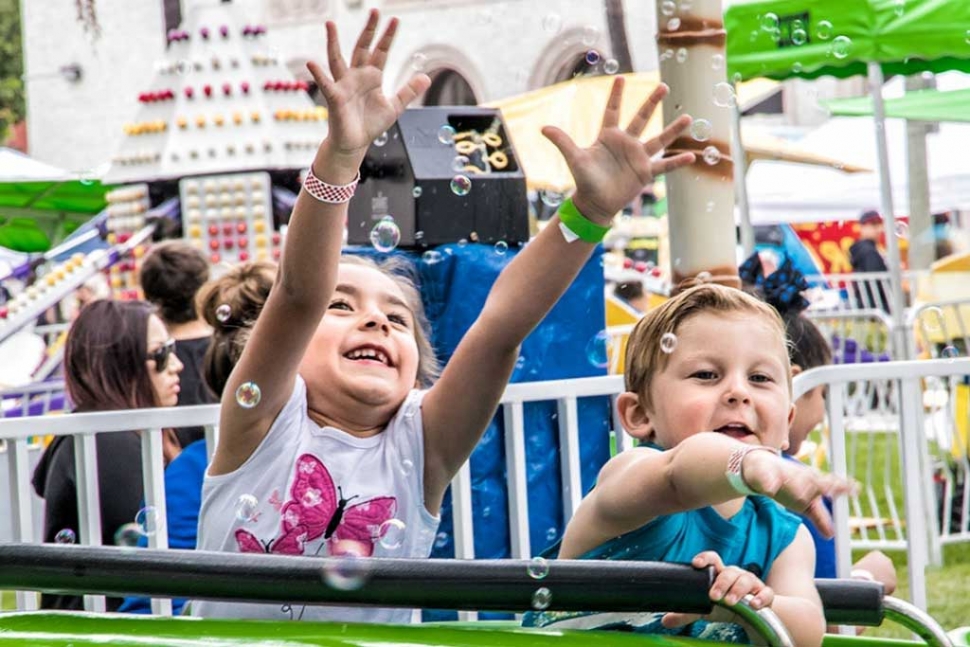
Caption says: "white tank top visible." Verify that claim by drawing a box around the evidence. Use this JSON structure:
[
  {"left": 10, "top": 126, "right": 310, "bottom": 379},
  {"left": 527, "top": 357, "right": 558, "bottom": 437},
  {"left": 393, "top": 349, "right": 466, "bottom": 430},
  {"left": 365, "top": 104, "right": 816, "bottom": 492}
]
[{"left": 192, "top": 375, "right": 440, "bottom": 623}]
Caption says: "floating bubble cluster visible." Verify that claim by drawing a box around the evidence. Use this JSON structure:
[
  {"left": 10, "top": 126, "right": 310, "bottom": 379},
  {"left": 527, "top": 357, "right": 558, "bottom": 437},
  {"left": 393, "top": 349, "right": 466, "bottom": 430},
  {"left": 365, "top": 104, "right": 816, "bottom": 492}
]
[
  {"left": 370, "top": 216, "right": 401, "bottom": 253},
  {"left": 450, "top": 175, "right": 472, "bottom": 196},
  {"left": 528, "top": 557, "right": 550, "bottom": 580},
  {"left": 235, "top": 381, "right": 262, "bottom": 409}
]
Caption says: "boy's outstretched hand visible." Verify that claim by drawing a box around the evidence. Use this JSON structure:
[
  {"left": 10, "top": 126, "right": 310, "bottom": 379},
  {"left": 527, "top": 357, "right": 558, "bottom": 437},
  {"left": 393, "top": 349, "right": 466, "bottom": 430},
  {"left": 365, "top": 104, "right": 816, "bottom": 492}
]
[
  {"left": 306, "top": 10, "right": 431, "bottom": 166},
  {"left": 542, "top": 78, "right": 695, "bottom": 225},
  {"left": 742, "top": 450, "right": 858, "bottom": 538}
]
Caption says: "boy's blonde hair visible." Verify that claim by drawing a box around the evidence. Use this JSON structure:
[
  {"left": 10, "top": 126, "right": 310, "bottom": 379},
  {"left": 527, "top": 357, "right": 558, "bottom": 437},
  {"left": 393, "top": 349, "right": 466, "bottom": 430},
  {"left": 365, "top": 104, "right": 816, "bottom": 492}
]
[{"left": 625, "top": 284, "right": 791, "bottom": 409}]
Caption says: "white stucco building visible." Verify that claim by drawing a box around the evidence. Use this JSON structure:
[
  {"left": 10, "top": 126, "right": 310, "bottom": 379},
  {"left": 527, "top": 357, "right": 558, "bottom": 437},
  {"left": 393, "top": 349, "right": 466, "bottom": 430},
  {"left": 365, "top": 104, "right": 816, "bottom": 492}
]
[{"left": 19, "top": 0, "right": 661, "bottom": 174}]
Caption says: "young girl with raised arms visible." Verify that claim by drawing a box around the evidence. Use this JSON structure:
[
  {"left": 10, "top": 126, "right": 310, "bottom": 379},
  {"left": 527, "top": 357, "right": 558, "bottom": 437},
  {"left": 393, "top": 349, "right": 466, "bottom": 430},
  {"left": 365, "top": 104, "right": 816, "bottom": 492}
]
[
  {"left": 193, "top": 10, "right": 695, "bottom": 622},
  {"left": 525, "top": 284, "right": 857, "bottom": 646}
]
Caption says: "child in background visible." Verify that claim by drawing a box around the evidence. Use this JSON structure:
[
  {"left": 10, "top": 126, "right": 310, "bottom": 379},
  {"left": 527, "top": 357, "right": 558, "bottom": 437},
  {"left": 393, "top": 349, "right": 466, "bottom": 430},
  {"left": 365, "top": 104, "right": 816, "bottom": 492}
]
[
  {"left": 193, "top": 9, "right": 696, "bottom": 624},
  {"left": 527, "top": 284, "right": 855, "bottom": 646},
  {"left": 741, "top": 252, "right": 897, "bottom": 595},
  {"left": 120, "top": 261, "right": 277, "bottom": 615}
]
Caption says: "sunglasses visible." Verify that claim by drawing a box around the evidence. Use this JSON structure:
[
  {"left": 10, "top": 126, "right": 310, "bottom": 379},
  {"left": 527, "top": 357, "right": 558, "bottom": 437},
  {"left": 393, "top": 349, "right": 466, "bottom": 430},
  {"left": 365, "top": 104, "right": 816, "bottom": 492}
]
[{"left": 146, "top": 339, "right": 176, "bottom": 372}]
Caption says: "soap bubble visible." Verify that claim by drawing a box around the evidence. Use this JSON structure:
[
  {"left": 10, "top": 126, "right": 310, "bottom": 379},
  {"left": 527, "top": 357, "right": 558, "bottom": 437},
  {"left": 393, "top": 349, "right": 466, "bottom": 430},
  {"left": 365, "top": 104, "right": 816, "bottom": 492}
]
[
  {"left": 410, "top": 52, "right": 428, "bottom": 71},
  {"left": 702, "top": 146, "right": 721, "bottom": 166},
  {"left": 895, "top": 221, "right": 909, "bottom": 238},
  {"left": 235, "top": 494, "right": 259, "bottom": 522},
  {"left": 373, "top": 132, "right": 389, "bottom": 147},
  {"left": 515, "top": 355, "right": 526, "bottom": 371},
  {"left": 660, "top": 0, "right": 676, "bottom": 16},
  {"left": 920, "top": 306, "right": 944, "bottom": 333},
  {"left": 452, "top": 155, "right": 470, "bottom": 173},
  {"left": 585, "top": 330, "right": 612, "bottom": 369},
  {"left": 55, "top": 528, "right": 76, "bottom": 544},
  {"left": 791, "top": 28, "right": 807, "bottom": 46},
  {"left": 667, "top": 17, "right": 681, "bottom": 31},
  {"left": 434, "top": 531, "right": 449, "bottom": 549},
  {"left": 675, "top": 48, "right": 688, "bottom": 64},
  {"left": 817, "top": 20, "right": 834, "bottom": 40},
  {"left": 660, "top": 332, "right": 678, "bottom": 354},
  {"left": 235, "top": 381, "right": 262, "bottom": 409},
  {"left": 323, "top": 540, "right": 372, "bottom": 591},
  {"left": 761, "top": 12, "right": 779, "bottom": 32},
  {"left": 136, "top": 506, "right": 161, "bottom": 536},
  {"left": 690, "top": 119, "right": 712, "bottom": 142},
  {"left": 412, "top": 186, "right": 423, "bottom": 198},
  {"left": 585, "top": 50, "right": 601, "bottom": 66},
  {"left": 216, "top": 304, "right": 232, "bottom": 323},
  {"left": 528, "top": 557, "right": 550, "bottom": 580},
  {"left": 422, "top": 250, "right": 444, "bottom": 265},
  {"left": 370, "top": 216, "right": 401, "bottom": 252},
  {"left": 378, "top": 519, "right": 407, "bottom": 550},
  {"left": 532, "top": 587, "right": 552, "bottom": 610},
  {"left": 541, "top": 14, "right": 562, "bottom": 34},
  {"left": 114, "top": 523, "right": 142, "bottom": 548},
  {"left": 711, "top": 54, "right": 725, "bottom": 70},
  {"left": 604, "top": 58, "right": 619, "bottom": 74},
  {"left": 437, "top": 125, "right": 456, "bottom": 145},
  {"left": 697, "top": 271, "right": 713, "bottom": 283},
  {"left": 540, "top": 190, "right": 565, "bottom": 207},
  {"left": 713, "top": 82, "right": 737, "bottom": 107},
  {"left": 545, "top": 527, "right": 558, "bottom": 542},
  {"left": 494, "top": 241, "right": 509, "bottom": 255},
  {"left": 942, "top": 345, "right": 960, "bottom": 361},
  {"left": 400, "top": 458, "right": 414, "bottom": 477},
  {"left": 450, "top": 175, "right": 472, "bottom": 196},
  {"left": 831, "top": 35, "right": 852, "bottom": 59}
]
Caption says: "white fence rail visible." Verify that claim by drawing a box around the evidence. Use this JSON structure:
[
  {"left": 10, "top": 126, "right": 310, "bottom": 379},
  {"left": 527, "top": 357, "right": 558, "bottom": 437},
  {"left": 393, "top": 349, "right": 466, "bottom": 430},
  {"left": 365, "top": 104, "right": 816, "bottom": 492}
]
[{"left": 3, "top": 357, "right": 969, "bottom": 615}]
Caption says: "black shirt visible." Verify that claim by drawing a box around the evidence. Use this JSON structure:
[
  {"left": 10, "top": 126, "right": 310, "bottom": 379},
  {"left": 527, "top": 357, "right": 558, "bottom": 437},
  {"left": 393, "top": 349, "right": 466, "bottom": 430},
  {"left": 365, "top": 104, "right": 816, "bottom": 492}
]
[
  {"left": 173, "top": 335, "right": 217, "bottom": 448},
  {"left": 31, "top": 430, "right": 145, "bottom": 610}
]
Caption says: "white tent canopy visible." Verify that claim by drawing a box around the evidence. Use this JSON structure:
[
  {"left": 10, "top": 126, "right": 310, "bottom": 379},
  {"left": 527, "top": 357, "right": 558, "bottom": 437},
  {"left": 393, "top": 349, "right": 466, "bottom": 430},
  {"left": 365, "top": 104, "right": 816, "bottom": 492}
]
[
  {"left": 0, "top": 147, "right": 73, "bottom": 182},
  {"left": 745, "top": 73, "right": 970, "bottom": 225}
]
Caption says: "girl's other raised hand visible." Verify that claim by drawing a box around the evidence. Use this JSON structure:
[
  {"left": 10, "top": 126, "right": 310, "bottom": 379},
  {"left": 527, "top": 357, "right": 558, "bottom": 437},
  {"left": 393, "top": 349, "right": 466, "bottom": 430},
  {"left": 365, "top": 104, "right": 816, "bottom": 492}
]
[
  {"left": 541, "top": 78, "right": 695, "bottom": 225},
  {"left": 306, "top": 10, "right": 431, "bottom": 164}
]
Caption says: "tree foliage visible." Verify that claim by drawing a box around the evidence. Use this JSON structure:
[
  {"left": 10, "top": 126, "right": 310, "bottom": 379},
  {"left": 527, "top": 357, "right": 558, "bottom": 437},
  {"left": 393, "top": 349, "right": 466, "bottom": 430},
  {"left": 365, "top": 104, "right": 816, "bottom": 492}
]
[{"left": 0, "top": 0, "right": 25, "bottom": 141}]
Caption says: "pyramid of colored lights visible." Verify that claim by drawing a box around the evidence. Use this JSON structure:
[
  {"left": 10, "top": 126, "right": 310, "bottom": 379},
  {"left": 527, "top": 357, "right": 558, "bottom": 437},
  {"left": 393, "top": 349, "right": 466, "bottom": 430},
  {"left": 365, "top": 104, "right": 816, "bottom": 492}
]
[{"left": 103, "top": 0, "right": 327, "bottom": 184}]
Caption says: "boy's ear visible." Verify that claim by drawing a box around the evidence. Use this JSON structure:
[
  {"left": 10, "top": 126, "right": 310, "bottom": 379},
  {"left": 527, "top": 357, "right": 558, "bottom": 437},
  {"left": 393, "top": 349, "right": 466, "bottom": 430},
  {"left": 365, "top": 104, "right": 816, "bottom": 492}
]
[
  {"left": 616, "top": 391, "right": 653, "bottom": 441},
  {"left": 783, "top": 402, "right": 795, "bottom": 452},
  {"left": 791, "top": 363, "right": 803, "bottom": 377}
]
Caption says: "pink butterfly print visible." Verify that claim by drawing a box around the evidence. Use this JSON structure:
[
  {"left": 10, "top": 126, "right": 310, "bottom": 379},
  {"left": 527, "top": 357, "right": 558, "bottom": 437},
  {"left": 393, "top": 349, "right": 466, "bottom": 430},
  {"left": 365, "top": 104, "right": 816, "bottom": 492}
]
[
  {"left": 235, "top": 524, "right": 308, "bottom": 556},
  {"left": 268, "top": 489, "right": 283, "bottom": 512},
  {"left": 278, "top": 454, "right": 398, "bottom": 557}
]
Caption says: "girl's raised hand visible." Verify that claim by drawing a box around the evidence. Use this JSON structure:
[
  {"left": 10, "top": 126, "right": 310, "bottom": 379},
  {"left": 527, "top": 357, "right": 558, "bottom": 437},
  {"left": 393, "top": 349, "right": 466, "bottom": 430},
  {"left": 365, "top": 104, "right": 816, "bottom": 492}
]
[
  {"left": 662, "top": 551, "right": 774, "bottom": 629},
  {"left": 541, "top": 78, "right": 695, "bottom": 225},
  {"left": 306, "top": 10, "right": 430, "bottom": 161}
]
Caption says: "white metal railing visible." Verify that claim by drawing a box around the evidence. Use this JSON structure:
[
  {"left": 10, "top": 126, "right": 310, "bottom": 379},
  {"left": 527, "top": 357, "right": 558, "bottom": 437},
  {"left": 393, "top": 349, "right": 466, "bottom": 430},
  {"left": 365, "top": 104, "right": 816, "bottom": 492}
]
[
  {"left": 793, "top": 357, "right": 970, "bottom": 612},
  {"left": 3, "top": 357, "right": 969, "bottom": 616}
]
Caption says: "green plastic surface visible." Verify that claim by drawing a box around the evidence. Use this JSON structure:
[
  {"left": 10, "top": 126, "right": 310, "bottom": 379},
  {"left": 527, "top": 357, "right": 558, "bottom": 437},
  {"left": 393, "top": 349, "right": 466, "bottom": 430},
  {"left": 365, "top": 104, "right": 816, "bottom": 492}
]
[
  {"left": 724, "top": 0, "right": 970, "bottom": 82},
  {"left": 824, "top": 86, "right": 970, "bottom": 123},
  {"left": 0, "top": 612, "right": 935, "bottom": 647}
]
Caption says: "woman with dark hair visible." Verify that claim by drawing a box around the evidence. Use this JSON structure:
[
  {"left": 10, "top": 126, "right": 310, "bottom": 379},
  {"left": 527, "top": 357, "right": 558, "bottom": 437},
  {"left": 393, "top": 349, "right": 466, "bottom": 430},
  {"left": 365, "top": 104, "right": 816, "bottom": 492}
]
[{"left": 31, "top": 299, "right": 183, "bottom": 610}]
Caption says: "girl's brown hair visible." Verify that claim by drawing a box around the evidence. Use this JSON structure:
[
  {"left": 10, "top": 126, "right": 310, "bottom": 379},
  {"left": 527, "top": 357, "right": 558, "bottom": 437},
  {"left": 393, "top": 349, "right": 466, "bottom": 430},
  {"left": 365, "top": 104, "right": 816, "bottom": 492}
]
[
  {"left": 196, "top": 261, "right": 277, "bottom": 398},
  {"left": 65, "top": 300, "right": 160, "bottom": 412}
]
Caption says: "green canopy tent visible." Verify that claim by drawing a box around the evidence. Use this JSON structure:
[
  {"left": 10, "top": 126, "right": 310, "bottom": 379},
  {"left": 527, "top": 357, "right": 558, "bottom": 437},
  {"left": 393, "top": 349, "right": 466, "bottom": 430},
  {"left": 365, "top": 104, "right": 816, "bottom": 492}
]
[
  {"left": 0, "top": 149, "right": 111, "bottom": 252},
  {"left": 725, "top": 0, "right": 970, "bottom": 336},
  {"left": 724, "top": 0, "right": 970, "bottom": 611},
  {"left": 825, "top": 85, "right": 970, "bottom": 122}
]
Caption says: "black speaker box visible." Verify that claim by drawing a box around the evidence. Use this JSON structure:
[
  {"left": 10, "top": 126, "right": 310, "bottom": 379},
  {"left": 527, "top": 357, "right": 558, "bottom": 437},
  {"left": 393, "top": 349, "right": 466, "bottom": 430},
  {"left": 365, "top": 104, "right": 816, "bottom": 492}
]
[{"left": 347, "top": 107, "right": 529, "bottom": 248}]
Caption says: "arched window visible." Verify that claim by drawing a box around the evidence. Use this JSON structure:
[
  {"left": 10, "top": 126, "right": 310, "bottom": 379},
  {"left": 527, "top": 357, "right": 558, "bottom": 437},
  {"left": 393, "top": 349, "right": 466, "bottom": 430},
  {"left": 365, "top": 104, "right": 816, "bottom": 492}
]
[{"left": 422, "top": 69, "right": 478, "bottom": 106}]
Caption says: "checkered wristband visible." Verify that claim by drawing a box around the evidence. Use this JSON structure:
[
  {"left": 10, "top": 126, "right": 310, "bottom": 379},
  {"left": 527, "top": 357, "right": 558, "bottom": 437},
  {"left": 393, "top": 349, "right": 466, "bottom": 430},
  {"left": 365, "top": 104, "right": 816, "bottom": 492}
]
[
  {"left": 303, "top": 167, "right": 360, "bottom": 204},
  {"left": 726, "top": 445, "right": 780, "bottom": 496}
]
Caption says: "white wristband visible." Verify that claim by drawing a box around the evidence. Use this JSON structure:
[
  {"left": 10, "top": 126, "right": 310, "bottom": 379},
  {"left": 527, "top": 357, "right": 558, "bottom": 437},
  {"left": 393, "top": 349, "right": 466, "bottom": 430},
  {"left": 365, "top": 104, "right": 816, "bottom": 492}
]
[{"left": 726, "top": 445, "right": 780, "bottom": 496}]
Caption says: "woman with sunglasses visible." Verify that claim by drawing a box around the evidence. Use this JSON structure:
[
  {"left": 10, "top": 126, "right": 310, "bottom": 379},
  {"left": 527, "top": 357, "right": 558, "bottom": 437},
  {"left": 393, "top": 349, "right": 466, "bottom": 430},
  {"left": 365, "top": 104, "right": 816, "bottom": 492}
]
[{"left": 32, "top": 299, "right": 183, "bottom": 610}]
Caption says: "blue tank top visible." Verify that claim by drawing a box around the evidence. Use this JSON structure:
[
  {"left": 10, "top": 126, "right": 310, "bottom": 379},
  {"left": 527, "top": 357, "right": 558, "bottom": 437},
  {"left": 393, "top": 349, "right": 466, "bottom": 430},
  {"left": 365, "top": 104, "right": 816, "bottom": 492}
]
[{"left": 523, "top": 496, "right": 803, "bottom": 642}]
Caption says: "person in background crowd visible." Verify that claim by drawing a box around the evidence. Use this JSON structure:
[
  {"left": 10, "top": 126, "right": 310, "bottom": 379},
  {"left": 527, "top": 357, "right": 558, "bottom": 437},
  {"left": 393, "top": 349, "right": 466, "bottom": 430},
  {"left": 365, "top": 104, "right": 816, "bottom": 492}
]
[
  {"left": 120, "top": 261, "right": 277, "bottom": 615},
  {"left": 139, "top": 241, "right": 216, "bottom": 448},
  {"left": 849, "top": 210, "right": 890, "bottom": 312},
  {"left": 31, "top": 300, "right": 183, "bottom": 611}
]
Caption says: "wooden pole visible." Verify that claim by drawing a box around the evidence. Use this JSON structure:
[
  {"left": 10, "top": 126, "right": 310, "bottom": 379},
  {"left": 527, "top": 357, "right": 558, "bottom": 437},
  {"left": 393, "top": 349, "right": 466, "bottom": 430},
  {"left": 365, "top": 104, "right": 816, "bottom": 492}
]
[{"left": 656, "top": 0, "right": 739, "bottom": 290}]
